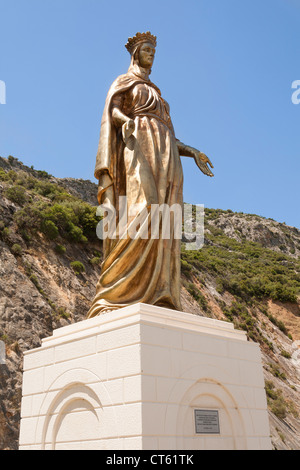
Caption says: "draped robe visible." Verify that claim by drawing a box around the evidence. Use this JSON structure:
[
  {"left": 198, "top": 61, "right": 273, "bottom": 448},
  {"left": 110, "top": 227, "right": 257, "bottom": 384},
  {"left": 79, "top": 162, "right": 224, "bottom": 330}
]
[{"left": 87, "top": 66, "right": 183, "bottom": 317}]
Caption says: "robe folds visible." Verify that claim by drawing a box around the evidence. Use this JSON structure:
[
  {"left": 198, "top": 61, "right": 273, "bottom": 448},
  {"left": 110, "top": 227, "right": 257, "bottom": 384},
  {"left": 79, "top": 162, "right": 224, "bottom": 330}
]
[{"left": 87, "top": 70, "right": 183, "bottom": 317}]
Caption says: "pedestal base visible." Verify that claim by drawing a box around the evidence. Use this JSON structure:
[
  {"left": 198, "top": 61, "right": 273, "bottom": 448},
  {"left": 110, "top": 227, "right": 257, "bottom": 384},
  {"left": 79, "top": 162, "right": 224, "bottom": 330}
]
[{"left": 19, "top": 303, "right": 271, "bottom": 450}]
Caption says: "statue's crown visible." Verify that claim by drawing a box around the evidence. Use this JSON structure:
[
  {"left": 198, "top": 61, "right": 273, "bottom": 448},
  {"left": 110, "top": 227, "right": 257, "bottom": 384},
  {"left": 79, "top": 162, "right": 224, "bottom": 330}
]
[{"left": 125, "top": 31, "right": 157, "bottom": 54}]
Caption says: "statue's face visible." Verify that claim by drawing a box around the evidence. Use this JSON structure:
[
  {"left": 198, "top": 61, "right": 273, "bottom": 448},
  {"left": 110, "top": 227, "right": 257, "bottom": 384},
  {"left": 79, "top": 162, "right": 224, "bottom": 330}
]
[{"left": 138, "top": 42, "right": 155, "bottom": 69}]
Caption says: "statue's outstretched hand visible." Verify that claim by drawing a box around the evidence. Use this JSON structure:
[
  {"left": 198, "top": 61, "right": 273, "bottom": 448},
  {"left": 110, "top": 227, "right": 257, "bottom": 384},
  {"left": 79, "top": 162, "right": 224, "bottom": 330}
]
[{"left": 194, "top": 151, "right": 214, "bottom": 177}]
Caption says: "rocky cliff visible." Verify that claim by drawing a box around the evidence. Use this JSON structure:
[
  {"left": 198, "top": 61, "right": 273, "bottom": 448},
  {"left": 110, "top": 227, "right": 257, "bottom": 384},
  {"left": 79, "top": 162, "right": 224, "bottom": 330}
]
[{"left": 0, "top": 156, "right": 299, "bottom": 450}]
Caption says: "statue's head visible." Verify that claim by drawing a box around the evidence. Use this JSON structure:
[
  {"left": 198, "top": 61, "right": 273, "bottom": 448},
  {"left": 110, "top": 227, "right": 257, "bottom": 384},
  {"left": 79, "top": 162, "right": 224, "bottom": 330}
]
[{"left": 125, "top": 32, "right": 156, "bottom": 71}]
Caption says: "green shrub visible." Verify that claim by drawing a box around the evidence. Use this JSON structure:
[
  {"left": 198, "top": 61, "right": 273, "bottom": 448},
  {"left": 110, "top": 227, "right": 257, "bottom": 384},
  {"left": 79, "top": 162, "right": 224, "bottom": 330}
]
[
  {"left": 270, "top": 398, "right": 287, "bottom": 420},
  {"left": 14, "top": 198, "right": 99, "bottom": 243},
  {"left": 55, "top": 244, "right": 66, "bottom": 255},
  {"left": 265, "top": 380, "right": 277, "bottom": 400},
  {"left": 181, "top": 231, "right": 300, "bottom": 304},
  {"left": 265, "top": 380, "right": 287, "bottom": 419},
  {"left": 5, "top": 186, "right": 28, "bottom": 205},
  {"left": 41, "top": 220, "right": 59, "bottom": 240},
  {"left": 185, "top": 282, "right": 210, "bottom": 311},
  {"left": 207, "top": 225, "right": 224, "bottom": 236},
  {"left": 268, "top": 315, "right": 289, "bottom": 336},
  {"left": 36, "top": 170, "right": 51, "bottom": 179},
  {"left": 70, "top": 261, "right": 85, "bottom": 274},
  {"left": 90, "top": 256, "right": 101, "bottom": 265},
  {"left": 1, "top": 227, "right": 10, "bottom": 240},
  {"left": 11, "top": 243, "right": 22, "bottom": 256},
  {"left": 280, "top": 350, "right": 291, "bottom": 359},
  {"left": 56, "top": 307, "right": 70, "bottom": 319},
  {"left": 34, "top": 180, "right": 65, "bottom": 199},
  {"left": 29, "top": 274, "right": 44, "bottom": 294},
  {"left": 0, "top": 168, "right": 8, "bottom": 180},
  {"left": 66, "top": 223, "right": 87, "bottom": 243},
  {"left": 268, "top": 363, "right": 287, "bottom": 381},
  {"left": 20, "top": 230, "right": 32, "bottom": 242},
  {"left": 7, "top": 170, "right": 17, "bottom": 182},
  {"left": 181, "top": 258, "right": 194, "bottom": 279},
  {"left": 222, "top": 301, "right": 262, "bottom": 342}
]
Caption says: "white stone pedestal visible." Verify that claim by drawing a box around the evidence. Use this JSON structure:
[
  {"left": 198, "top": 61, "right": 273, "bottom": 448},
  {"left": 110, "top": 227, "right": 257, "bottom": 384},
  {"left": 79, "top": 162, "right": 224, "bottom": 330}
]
[{"left": 19, "top": 303, "right": 271, "bottom": 450}]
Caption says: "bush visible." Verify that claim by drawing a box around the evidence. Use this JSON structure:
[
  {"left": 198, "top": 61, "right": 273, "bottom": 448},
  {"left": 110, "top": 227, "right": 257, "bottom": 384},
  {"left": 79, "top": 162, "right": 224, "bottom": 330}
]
[
  {"left": 181, "top": 231, "right": 300, "bottom": 304},
  {"left": 5, "top": 186, "right": 28, "bottom": 205},
  {"left": 7, "top": 155, "right": 15, "bottom": 164},
  {"left": 36, "top": 170, "right": 51, "bottom": 179},
  {"left": 20, "top": 230, "right": 32, "bottom": 242},
  {"left": 1, "top": 227, "right": 10, "bottom": 240},
  {"left": 265, "top": 380, "right": 277, "bottom": 400},
  {"left": 14, "top": 198, "right": 99, "bottom": 243},
  {"left": 7, "top": 170, "right": 17, "bottom": 181},
  {"left": 0, "top": 168, "right": 8, "bottom": 181},
  {"left": 66, "top": 223, "right": 87, "bottom": 243},
  {"left": 265, "top": 380, "right": 288, "bottom": 419},
  {"left": 89, "top": 256, "right": 101, "bottom": 265},
  {"left": 70, "top": 261, "right": 85, "bottom": 275},
  {"left": 29, "top": 274, "right": 44, "bottom": 294},
  {"left": 11, "top": 243, "right": 22, "bottom": 256},
  {"left": 280, "top": 350, "right": 291, "bottom": 359},
  {"left": 55, "top": 244, "right": 66, "bottom": 255},
  {"left": 56, "top": 306, "right": 70, "bottom": 319},
  {"left": 34, "top": 180, "right": 65, "bottom": 199},
  {"left": 268, "top": 315, "right": 289, "bottom": 336},
  {"left": 269, "top": 362, "right": 287, "bottom": 381},
  {"left": 181, "top": 258, "right": 194, "bottom": 279},
  {"left": 8, "top": 172, "right": 100, "bottom": 242},
  {"left": 185, "top": 282, "right": 210, "bottom": 311},
  {"left": 270, "top": 398, "right": 287, "bottom": 420},
  {"left": 41, "top": 220, "right": 59, "bottom": 240}
]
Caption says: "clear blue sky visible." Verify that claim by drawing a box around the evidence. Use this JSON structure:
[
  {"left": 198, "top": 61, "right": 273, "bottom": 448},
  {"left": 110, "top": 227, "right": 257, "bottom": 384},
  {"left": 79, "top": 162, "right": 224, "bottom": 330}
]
[{"left": 1, "top": 0, "right": 299, "bottom": 228}]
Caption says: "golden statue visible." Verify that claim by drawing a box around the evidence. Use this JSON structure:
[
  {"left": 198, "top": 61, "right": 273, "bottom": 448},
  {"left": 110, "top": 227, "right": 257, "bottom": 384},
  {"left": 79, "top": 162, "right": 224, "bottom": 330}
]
[{"left": 87, "top": 32, "right": 214, "bottom": 318}]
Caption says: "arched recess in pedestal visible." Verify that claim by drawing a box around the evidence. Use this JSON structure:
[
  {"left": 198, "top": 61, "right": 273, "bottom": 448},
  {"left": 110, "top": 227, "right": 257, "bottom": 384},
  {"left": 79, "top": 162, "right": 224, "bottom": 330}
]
[
  {"left": 41, "top": 383, "right": 102, "bottom": 450},
  {"left": 175, "top": 378, "right": 247, "bottom": 450},
  {"left": 36, "top": 368, "right": 119, "bottom": 450},
  {"left": 164, "top": 362, "right": 249, "bottom": 450}
]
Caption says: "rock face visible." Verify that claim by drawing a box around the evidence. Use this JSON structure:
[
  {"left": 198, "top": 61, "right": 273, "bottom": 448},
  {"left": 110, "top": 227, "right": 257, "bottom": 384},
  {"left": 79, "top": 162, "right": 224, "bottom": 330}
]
[
  {"left": 209, "top": 210, "right": 300, "bottom": 259},
  {"left": 0, "top": 156, "right": 299, "bottom": 450}
]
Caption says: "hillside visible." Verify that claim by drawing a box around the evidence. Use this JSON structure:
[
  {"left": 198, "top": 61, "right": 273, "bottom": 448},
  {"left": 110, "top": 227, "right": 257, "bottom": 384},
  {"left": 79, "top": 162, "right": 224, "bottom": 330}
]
[{"left": 0, "top": 155, "right": 299, "bottom": 450}]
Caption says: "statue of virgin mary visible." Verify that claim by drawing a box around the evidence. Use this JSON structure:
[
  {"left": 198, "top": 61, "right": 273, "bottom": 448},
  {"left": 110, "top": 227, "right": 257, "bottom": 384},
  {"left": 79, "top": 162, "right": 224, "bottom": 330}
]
[{"left": 87, "top": 32, "right": 214, "bottom": 318}]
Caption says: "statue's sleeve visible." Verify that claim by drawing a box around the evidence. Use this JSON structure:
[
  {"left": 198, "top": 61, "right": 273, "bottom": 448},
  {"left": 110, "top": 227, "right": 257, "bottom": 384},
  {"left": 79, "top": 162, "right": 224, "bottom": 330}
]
[
  {"left": 111, "top": 93, "right": 127, "bottom": 128},
  {"left": 94, "top": 75, "right": 139, "bottom": 181}
]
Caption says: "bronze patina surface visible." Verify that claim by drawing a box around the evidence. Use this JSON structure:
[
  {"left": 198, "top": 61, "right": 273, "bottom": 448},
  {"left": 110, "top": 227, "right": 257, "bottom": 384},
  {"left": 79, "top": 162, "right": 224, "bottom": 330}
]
[{"left": 87, "top": 32, "right": 213, "bottom": 317}]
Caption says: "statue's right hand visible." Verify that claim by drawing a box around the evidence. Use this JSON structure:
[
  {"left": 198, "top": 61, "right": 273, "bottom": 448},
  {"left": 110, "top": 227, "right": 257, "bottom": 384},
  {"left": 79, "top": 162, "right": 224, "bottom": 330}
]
[{"left": 122, "top": 119, "right": 135, "bottom": 143}]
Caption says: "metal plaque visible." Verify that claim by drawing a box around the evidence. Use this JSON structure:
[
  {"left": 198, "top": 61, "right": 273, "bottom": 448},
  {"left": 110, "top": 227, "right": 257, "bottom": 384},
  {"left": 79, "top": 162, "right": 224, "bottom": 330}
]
[{"left": 194, "top": 409, "right": 220, "bottom": 434}]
